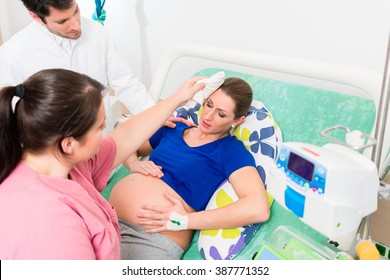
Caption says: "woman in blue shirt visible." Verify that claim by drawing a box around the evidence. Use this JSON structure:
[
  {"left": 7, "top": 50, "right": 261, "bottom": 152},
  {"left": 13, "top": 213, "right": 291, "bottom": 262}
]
[{"left": 109, "top": 78, "right": 270, "bottom": 259}]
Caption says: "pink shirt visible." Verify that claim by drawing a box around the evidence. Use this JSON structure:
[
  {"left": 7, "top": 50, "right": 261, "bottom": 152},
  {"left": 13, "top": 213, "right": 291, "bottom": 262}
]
[{"left": 0, "top": 137, "right": 120, "bottom": 259}]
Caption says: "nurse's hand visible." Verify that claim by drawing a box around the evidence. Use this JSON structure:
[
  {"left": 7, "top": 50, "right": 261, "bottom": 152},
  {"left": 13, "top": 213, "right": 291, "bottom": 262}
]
[
  {"left": 124, "top": 154, "right": 163, "bottom": 178},
  {"left": 172, "top": 76, "right": 206, "bottom": 106},
  {"left": 163, "top": 116, "right": 196, "bottom": 128}
]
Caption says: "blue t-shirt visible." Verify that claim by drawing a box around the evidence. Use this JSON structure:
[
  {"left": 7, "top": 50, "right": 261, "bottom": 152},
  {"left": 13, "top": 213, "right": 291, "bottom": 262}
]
[{"left": 149, "top": 123, "right": 255, "bottom": 211}]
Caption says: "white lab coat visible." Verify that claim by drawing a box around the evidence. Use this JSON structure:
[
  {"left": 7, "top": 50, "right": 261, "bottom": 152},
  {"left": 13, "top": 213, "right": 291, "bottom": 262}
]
[{"left": 0, "top": 17, "right": 156, "bottom": 133}]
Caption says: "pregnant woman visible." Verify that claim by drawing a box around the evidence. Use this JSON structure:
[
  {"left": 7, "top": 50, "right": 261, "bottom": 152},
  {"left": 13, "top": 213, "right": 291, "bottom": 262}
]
[{"left": 109, "top": 77, "right": 270, "bottom": 259}]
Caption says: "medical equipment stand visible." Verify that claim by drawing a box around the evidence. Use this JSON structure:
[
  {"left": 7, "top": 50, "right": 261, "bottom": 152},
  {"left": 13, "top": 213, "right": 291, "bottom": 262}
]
[{"left": 359, "top": 32, "right": 390, "bottom": 251}]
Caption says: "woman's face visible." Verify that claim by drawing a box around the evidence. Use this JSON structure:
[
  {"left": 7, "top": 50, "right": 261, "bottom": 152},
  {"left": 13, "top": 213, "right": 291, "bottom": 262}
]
[{"left": 199, "top": 89, "right": 238, "bottom": 136}]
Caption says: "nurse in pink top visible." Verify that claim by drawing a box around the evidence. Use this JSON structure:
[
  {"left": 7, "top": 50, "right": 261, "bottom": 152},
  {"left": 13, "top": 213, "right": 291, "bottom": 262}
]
[{"left": 0, "top": 69, "right": 204, "bottom": 259}]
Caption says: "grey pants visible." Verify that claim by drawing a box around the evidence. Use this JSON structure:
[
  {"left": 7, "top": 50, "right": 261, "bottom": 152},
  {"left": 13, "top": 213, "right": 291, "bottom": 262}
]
[{"left": 119, "top": 219, "right": 184, "bottom": 260}]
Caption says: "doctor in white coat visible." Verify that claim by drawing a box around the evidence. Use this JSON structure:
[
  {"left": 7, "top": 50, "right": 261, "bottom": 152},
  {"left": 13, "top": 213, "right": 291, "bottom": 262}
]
[{"left": 0, "top": 0, "right": 155, "bottom": 133}]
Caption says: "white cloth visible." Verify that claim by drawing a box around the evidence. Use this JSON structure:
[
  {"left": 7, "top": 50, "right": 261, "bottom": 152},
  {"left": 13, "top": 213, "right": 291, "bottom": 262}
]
[
  {"left": 0, "top": 18, "right": 156, "bottom": 133},
  {"left": 195, "top": 71, "right": 225, "bottom": 102},
  {"left": 186, "top": 71, "right": 225, "bottom": 108}
]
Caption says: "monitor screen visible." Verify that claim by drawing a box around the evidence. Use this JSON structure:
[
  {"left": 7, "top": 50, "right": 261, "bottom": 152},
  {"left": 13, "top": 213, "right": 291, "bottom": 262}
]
[{"left": 287, "top": 152, "right": 314, "bottom": 182}]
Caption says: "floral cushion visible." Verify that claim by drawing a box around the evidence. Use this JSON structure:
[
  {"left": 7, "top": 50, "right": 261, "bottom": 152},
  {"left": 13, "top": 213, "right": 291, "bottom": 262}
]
[
  {"left": 231, "top": 99, "right": 282, "bottom": 186},
  {"left": 173, "top": 99, "right": 282, "bottom": 260}
]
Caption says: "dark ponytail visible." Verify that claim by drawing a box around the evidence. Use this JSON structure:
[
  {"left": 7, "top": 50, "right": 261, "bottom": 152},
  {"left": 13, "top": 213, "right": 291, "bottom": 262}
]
[{"left": 0, "top": 86, "right": 24, "bottom": 183}]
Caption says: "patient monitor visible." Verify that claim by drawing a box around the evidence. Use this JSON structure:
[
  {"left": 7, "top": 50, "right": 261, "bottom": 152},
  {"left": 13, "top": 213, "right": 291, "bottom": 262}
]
[{"left": 267, "top": 142, "right": 379, "bottom": 250}]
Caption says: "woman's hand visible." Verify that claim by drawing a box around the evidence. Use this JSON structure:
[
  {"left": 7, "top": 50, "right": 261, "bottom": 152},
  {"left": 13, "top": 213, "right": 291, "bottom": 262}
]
[{"left": 137, "top": 192, "right": 189, "bottom": 233}]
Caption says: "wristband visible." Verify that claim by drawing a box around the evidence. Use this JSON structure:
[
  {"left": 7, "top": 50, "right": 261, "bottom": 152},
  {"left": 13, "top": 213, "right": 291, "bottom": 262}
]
[{"left": 166, "top": 212, "right": 188, "bottom": 231}]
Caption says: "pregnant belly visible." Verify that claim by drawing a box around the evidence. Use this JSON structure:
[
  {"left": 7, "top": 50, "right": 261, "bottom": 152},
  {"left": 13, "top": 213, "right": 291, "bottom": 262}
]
[{"left": 109, "top": 173, "right": 194, "bottom": 249}]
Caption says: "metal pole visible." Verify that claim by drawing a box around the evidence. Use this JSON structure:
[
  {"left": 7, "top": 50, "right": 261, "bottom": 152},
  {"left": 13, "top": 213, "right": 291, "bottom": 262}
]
[{"left": 360, "top": 32, "right": 390, "bottom": 239}]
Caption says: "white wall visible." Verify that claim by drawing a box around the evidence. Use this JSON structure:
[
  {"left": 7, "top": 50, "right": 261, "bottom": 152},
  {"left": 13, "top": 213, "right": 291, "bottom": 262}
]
[
  {"left": 1, "top": 0, "right": 389, "bottom": 87},
  {"left": 0, "top": 0, "right": 30, "bottom": 41},
  {"left": 96, "top": 0, "right": 390, "bottom": 88}
]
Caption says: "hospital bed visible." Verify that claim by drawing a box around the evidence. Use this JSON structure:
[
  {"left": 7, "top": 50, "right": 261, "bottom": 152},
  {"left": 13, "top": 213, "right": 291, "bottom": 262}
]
[{"left": 104, "top": 42, "right": 388, "bottom": 260}]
